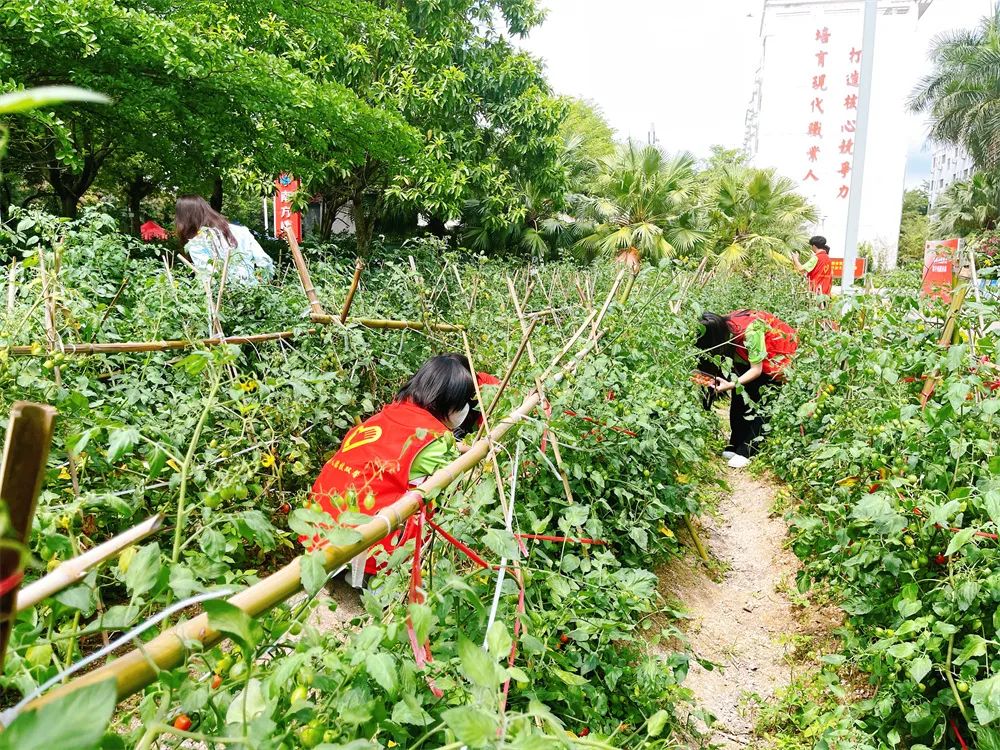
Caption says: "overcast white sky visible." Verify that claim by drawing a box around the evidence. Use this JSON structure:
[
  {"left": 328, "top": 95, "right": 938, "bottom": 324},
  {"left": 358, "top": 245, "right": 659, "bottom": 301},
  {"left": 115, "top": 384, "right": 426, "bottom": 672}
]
[{"left": 521, "top": 0, "right": 995, "bottom": 187}]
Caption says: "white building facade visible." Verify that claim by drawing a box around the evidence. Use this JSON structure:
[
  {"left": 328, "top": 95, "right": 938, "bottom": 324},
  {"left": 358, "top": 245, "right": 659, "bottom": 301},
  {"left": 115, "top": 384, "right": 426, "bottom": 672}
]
[
  {"left": 928, "top": 143, "right": 975, "bottom": 205},
  {"left": 745, "top": 0, "right": 935, "bottom": 269}
]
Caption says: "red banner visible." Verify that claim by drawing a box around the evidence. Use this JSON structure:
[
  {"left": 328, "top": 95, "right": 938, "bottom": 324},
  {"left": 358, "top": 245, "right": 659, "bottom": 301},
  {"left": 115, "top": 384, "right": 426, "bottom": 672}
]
[
  {"left": 830, "top": 257, "right": 867, "bottom": 279},
  {"left": 922, "top": 239, "right": 958, "bottom": 300},
  {"left": 273, "top": 174, "right": 302, "bottom": 242}
]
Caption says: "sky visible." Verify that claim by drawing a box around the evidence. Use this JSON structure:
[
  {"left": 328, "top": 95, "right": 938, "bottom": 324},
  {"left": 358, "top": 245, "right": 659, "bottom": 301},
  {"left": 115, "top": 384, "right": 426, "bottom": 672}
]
[{"left": 521, "top": 0, "right": 995, "bottom": 188}]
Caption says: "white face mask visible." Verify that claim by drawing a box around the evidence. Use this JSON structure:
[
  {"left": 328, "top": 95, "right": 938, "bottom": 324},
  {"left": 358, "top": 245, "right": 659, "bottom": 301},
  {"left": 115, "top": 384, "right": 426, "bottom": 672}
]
[{"left": 445, "top": 402, "right": 471, "bottom": 430}]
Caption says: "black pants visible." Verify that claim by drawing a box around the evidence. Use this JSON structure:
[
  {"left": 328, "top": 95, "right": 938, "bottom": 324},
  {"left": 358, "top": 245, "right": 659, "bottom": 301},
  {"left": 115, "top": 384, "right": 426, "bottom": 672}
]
[{"left": 727, "top": 367, "right": 779, "bottom": 458}]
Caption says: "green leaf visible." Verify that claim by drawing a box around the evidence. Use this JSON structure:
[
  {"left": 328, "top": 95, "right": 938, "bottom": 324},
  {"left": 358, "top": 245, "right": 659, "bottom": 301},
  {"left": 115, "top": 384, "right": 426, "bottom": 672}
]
[
  {"left": 647, "top": 709, "right": 670, "bottom": 737},
  {"left": 487, "top": 621, "right": 512, "bottom": 659},
  {"left": 457, "top": 635, "right": 501, "bottom": 687},
  {"left": 909, "top": 655, "right": 933, "bottom": 683},
  {"left": 946, "top": 527, "right": 978, "bottom": 557},
  {"left": 0, "top": 678, "right": 116, "bottom": 750},
  {"left": 300, "top": 552, "right": 327, "bottom": 596},
  {"left": 225, "top": 678, "right": 268, "bottom": 725},
  {"left": 124, "top": 543, "right": 161, "bottom": 597},
  {"left": 976, "top": 726, "right": 1000, "bottom": 750},
  {"left": 365, "top": 652, "right": 398, "bottom": 695},
  {"left": 391, "top": 695, "right": 432, "bottom": 726},
  {"left": 107, "top": 427, "right": 140, "bottom": 462},
  {"left": 974, "top": 674, "right": 1000, "bottom": 725},
  {"left": 888, "top": 643, "right": 916, "bottom": 659},
  {"left": 955, "top": 635, "right": 988, "bottom": 665},
  {"left": 204, "top": 600, "right": 262, "bottom": 655},
  {"left": 552, "top": 667, "right": 588, "bottom": 686},
  {"left": 0, "top": 86, "right": 110, "bottom": 115},
  {"left": 441, "top": 706, "right": 497, "bottom": 748},
  {"left": 408, "top": 603, "right": 435, "bottom": 643}
]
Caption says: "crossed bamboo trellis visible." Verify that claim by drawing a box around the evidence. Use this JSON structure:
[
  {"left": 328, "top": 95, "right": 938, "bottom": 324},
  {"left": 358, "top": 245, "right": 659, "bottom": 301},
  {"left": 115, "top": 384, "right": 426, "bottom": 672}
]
[{"left": 0, "top": 254, "right": 636, "bottom": 731}]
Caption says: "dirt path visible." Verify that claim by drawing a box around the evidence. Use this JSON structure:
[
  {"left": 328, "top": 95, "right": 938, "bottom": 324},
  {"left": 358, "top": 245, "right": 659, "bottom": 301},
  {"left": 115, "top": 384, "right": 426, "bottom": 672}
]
[{"left": 660, "top": 468, "right": 831, "bottom": 749}]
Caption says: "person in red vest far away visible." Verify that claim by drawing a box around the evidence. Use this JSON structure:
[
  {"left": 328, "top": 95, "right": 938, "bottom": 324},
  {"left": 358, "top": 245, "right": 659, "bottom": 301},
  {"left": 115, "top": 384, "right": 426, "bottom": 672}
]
[
  {"left": 307, "top": 355, "right": 477, "bottom": 587},
  {"left": 695, "top": 310, "right": 799, "bottom": 469},
  {"left": 792, "top": 235, "right": 833, "bottom": 296}
]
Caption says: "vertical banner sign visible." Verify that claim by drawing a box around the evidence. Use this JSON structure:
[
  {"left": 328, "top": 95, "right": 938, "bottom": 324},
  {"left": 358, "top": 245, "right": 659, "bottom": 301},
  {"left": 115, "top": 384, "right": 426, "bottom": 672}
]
[
  {"left": 273, "top": 174, "right": 302, "bottom": 242},
  {"left": 922, "top": 238, "right": 959, "bottom": 301}
]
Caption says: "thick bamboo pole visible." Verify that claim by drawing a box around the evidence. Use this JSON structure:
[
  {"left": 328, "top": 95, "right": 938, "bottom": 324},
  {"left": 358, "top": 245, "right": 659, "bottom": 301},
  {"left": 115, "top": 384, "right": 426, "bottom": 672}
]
[
  {"left": 21, "top": 310, "right": 612, "bottom": 713},
  {"left": 15, "top": 515, "right": 164, "bottom": 614},
  {"left": 285, "top": 232, "right": 326, "bottom": 317},
  {"left": 0, "top": 402, "right": 57, "bottom": 668},
  {"left": 310, "top": 313, "right": 463, "bottom": 332},
  {"left": 339, "top": 258, "right": 364, "bottom": 323}
]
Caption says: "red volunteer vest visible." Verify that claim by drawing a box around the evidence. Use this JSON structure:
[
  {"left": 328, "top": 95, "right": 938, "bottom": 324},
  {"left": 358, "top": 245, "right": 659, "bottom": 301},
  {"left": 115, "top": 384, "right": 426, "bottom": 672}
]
[
  {"left": 727, "top": 310, "right": 799, "bottom": 380},
  {"left": 309, "top": 400, "right": 447, "bottom": 574},
  {"left": 807, "top": 250, "right": 833, "bottom": 295}
]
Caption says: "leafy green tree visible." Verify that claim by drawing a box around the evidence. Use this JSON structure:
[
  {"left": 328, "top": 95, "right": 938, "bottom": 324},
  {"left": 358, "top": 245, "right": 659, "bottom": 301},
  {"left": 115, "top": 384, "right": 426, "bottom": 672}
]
[
  {"left": 574, "top": 141, "right": 705, "bottom": 267},
  {"left": 932, "top": 171, "right": 1000, "bottom": 236},
  {"left": 302, "top": 1, "right": 566, "bottom": 253},
  {"left": 897, "top": 187, "right": 930, "bottom": 266},
  {"left": 909, "top": 10, "right": 1000, "bottom": 169},
  {"left": 0, "top": 0, "right": 412, "bottom": 221},
  {"left": 702, "top": 165, "right": 817, "bottom": 269},
  {"left": 560, "top": 98, "right": 616, "bottom": 165}
]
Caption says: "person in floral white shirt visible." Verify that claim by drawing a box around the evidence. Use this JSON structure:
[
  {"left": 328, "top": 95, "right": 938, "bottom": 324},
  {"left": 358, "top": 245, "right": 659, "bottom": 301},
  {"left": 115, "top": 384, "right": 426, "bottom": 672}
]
[{"left": 174, "top": 195, "right": 274, "bottom": 284}]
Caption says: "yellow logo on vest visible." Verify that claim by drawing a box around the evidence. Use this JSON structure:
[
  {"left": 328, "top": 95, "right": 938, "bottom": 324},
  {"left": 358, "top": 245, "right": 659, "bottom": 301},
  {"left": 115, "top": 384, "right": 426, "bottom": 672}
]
[{"left": 342, "top": 425, "right": 382, "bottom": 452}]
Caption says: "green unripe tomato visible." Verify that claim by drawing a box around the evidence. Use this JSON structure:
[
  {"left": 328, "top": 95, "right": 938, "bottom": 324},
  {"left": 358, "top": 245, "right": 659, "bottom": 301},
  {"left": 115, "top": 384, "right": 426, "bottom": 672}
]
[
  {"left": 234, "top": 485, "right": 249, "bottom": 500},
  {"left": 298, "top": 725, "right": 323, "bottom": 749},
  {"left": 298, "top": 666, "right": 315, "bottom": 686},
  {"left": 903, "top": 535, "right": 914, "bottom": 547},
  {"left": 203, "top": 492, "right": 221, "bottom": 509},
  {"left": 958, "top": 681, "right": 970, "bottom": 694},
  {"left": 229, "top": 660, "right": 247, "bottom": 679},
  {"left": 290, "top": 685, "right": 308, "bottom": 704}
]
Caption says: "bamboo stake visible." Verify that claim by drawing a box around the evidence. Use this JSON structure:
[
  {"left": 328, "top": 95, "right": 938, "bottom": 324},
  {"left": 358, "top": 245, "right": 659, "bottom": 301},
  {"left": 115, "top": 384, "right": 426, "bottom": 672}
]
[
  {"left": 16, "top": 515, "right": 164, "bottom": 614},
  {"left": 505, "top": 276, "right": 575, "bottom": 507},
  {"left": 21, "top": 307, "right": 612, "bottom": 713},
  {"left": 0, "top": 402, "right": 57, "bottom": 669},
  {"left": 339, "top": 258, "right": 364, "bottom": 323},
  {"left": 461, "top": 332, "right": 512, "bottom": 521},
  {"left": 9, "top": 315, "right": 465, "bottom": 357},
  {"left": 684, "top": 515, "right": 710, "bottom": 563},
  {"left": 36, "top": 245, "right": 60, "bottom": 352},
  {"left": 483, "top": 318, "right": 538, "bottom": 419},
  {"left": 5, "top": 260, "right": 16, "bottom": 317},
  {"left": 310, "top": 314, "right": 463, "bottom": 332},
  {"left": 920, "top": 282, "right": 970, "bottom": 407},
  {"left": 285, "top": 231, "right": 326, "bottom": 316},
  {"left": 590, "top": 269, "right": 626, "bottom": 342},
  {"left": 213, "top": 244, "right": 233, "bottom": 323},
  {"left": 90, "top": 276, "right": 130, "bottom": 343}
]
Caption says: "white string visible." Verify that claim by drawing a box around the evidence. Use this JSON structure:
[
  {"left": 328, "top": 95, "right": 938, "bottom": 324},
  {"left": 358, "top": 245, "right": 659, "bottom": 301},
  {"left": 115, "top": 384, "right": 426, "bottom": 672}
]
[
  {"left": 483, "top": 443, "right": 520, "bottom": 649},
  {"left": 0, "top": 588, "right": 234, "bottom": 727}
]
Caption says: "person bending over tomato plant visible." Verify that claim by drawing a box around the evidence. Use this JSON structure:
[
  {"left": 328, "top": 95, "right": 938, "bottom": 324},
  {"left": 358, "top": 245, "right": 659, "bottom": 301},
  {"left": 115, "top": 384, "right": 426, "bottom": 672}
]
[
  {"left": 305, "top": 355, "right": 476, "bottom": 585},
  {"left": 695, "top": 310, "right": 798, "bottom": 468}
]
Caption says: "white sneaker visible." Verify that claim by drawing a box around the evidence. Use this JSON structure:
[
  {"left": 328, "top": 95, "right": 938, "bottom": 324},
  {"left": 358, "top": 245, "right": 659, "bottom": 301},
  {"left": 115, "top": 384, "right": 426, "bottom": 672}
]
[
  {"left": 728, "top": 454, "right": 751, "bottom": 469},
  {"left": 722, "top": 450, "right": 738, "bottom": 460}
]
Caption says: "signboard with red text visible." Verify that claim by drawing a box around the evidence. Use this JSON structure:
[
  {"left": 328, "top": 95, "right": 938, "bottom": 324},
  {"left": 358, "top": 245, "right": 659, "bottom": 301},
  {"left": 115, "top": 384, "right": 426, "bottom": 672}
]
[
  {"left": 273, "top": 174, "right": 302, "bottom": 242},
  {"left": 922, "top": 238, "right": 958, "bottom": 300},
  {"left": 830, "top": 257, "right": 867, "bottom": 279}
]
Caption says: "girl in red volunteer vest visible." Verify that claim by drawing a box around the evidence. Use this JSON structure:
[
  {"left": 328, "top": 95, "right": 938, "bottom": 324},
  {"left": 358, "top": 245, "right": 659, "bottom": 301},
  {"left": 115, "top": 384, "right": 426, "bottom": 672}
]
[
  {"left": 695, "top": 310, "right": 798, "bottom": 469},
  {"left": 308, "top": 355, "right": 475, "bottom": 585},
  {"left": 792, "top": 235, "right": 833, "bottom": 296}
]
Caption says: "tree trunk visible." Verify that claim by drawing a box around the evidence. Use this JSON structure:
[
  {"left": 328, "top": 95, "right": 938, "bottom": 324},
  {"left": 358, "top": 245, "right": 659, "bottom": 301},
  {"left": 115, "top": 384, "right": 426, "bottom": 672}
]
[
  {"left": 210, "top": 175, "right": 223, "bottom": 211},
  {"left": 59, "top": 191, "right": 79, "bottom": 219},
  {"left": 352, "top": 195, "right": 374, "bottom": 257}
]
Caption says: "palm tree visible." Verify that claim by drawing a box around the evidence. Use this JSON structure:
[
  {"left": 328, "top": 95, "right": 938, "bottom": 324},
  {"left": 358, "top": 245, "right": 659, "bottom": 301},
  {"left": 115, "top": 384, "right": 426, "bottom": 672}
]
[
  {"left": 909, "top": 11, "right": 1000, "bottom": 169},
  {"left": 932, "top": 171, "right": 1000, "bottom": 236},
  {"left": 702, "top": 165, "right": 818, "bottom": 269},
  {"left": 573, "top": 141, "right": 705, "bottom": 268}
]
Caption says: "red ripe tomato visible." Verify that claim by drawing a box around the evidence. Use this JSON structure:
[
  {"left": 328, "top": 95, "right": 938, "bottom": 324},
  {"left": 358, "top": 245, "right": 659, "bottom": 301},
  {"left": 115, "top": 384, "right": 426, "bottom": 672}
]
[
  {"left": 211, "top": 674, "right": 222, "bottom": 690},
  {"left": 559, "top": 633, "right": 570, "bottom": 644},
  {"left": 579, "top": 727, "right": 590, "bottom": 737},
  {"left": 279, "top": 502, "right": 291, "bottom": 514},
  {"left": 173, "top": 714, "right": 193, "bottom": 731}
]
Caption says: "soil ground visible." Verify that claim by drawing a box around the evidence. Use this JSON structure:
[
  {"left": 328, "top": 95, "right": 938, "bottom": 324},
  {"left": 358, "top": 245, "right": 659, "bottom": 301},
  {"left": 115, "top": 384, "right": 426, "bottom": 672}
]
[{"left": 659, "top": 467, "right": 837, "bottom": 749}]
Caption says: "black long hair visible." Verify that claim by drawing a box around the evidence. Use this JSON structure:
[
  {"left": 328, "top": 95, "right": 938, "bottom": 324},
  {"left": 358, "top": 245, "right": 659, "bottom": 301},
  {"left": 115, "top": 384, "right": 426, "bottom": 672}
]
[
  {"left": 695, "top": 312, "right": 736, "bottom": 374},
  {"left": 396, "top": 354, "right": 475, "bottom": 422}
]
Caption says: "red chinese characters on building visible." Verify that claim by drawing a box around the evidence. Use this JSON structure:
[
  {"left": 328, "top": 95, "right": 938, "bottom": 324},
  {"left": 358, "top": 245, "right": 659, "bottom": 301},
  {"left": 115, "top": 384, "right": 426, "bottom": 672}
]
[
  {"left": 844, "top": 94, "right": 857, "bottom": 110},
  {"left": 804, "top": 170, "right": 820, "bottom": 182},
  {"left": 812, "top": 74, "right": 828, "bottom": 91},
  {"left": 807, "top": 146, "right": 820, "bottom": 162},
  {"left": 838, "top": 185, "right": 850, "bottom": 199},
  {"left": 803, "top": 27, "right": 833, "bottom": 189},
  {"left": 839, "top": 138, "right": 854, "bottom": 155},
  {"left": 811, "top": 97, "right": 825, "bottom": 114},
  {"left": 846, "top": 70, "right": 860, "bottom": 87},
  {"left": 816, "top": 50, "right": 828, "bottom": 67},
  {"left": 849, "top": 47, "right": 862, "bottom": 63},
  {"left": 816, "top": 27, "right": 831, "bottom": 43},
  {"left": 838, "top": 161, "right": 851, "bottom": 178},
  {"left": 842, "top": 120, "right": 856, "bottom": 133},
  {"left": 807, "top": 121, "right": 823, "bottom": 137}
]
